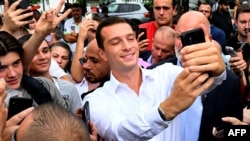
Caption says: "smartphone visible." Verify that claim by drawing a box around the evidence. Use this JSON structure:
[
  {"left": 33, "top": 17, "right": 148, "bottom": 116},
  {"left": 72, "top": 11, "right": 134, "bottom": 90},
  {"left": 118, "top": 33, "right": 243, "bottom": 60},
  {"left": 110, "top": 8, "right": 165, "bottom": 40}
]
[
  {"left": 82, "top": 101, "right": 91, "bottom": 133},
  {"left": 9, "top": 0, "right": 29, "bottom": 9},
  {"left": 225, "top": 46, "right": 237, "bottom": 57},
  {"left": 85, "top": 12, "right": 93, "bottom": 20},
  {"left": 7, "top": 97, "right": 33, "bottom": 120},
  {"left": 8, "top": 0, "right": 33, "bottom": 21},
  {"left": 215, "top": 123, "right": 231, "bottom": 136},
  {"left": 139, "top": 28, "right": 147, "bottom": 41},
  {"left": 180, "top": 28, "right": 212, "bottom": 76},
  {"left": 180, "top": 28, "right": 205, "bottom": 47}
]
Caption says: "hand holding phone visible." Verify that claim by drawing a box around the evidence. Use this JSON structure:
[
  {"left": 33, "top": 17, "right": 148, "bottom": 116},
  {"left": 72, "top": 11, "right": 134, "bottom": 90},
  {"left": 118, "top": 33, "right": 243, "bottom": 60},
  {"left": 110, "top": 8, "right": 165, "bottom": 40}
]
[
  {"left": 225, "top": 46, "right": 237, "bottom": 57},
  {"left": 82, "top": 101, "right": 91, "bottom": 133},
  {"left": 180, "top": 28, "right": 212, "bottom": 76},
  {"left": 215, "top": 122, "right": 231, "bottom": 137},
  {"left": 180, "top": 28, "right": 205, "bottom": 47},
  {"left": 7, "top": 97, "right": 33, "bottom": 120},
  {"left": 8, "top": 0, "right": 33, "bottom": 21}
]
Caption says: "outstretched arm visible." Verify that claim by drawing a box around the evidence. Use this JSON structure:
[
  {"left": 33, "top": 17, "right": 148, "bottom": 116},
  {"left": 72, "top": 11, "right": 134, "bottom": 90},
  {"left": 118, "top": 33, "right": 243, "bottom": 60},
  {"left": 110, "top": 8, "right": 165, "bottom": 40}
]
[{"left": 22, "top": 0, "right": 71, "bottom": 73}]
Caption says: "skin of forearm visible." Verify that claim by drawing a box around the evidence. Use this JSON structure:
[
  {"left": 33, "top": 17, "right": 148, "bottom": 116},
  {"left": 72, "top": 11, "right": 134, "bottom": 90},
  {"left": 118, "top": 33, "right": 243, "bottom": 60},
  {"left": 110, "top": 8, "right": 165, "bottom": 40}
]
[{"left": 71, "top": 37, "right": 85, "bottom": 82}]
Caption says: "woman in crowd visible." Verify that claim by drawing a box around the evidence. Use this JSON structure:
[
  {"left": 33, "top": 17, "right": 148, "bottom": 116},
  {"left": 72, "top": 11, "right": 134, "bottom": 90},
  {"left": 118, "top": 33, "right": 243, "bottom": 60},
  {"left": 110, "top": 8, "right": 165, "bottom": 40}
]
[{"left": 50, "top": 41, "right": 72, "bottom": 74}]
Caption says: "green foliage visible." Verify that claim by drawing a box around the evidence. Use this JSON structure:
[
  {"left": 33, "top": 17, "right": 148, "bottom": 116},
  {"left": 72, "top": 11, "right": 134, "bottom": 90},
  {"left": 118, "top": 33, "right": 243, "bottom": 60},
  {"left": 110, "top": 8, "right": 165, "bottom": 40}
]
[{"left": 30, "top": 0, "right": 42, "bottom": 4}]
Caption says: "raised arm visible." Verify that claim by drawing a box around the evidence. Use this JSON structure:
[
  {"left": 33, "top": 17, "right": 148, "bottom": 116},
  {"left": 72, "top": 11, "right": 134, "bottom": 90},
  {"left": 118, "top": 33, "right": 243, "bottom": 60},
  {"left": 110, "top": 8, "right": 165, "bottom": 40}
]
[
  {"left": 0, "top": 0, "right": 71, "bottom": 74},
  {"left": 22, "top": 0, "right": 71, "bottom": 73},
  {"left": 71, "top": 19, "right": 94, "bottom": 82}
]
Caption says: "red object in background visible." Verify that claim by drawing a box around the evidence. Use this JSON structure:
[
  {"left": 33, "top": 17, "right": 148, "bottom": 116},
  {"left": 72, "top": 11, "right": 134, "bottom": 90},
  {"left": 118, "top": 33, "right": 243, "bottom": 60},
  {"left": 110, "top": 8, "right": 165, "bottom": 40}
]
[
  {"left": 91, "top": 6, "right": 99, "bottom": 13},
  {"left": 31, "top": 5, "right": 40, "bottom": 11}
]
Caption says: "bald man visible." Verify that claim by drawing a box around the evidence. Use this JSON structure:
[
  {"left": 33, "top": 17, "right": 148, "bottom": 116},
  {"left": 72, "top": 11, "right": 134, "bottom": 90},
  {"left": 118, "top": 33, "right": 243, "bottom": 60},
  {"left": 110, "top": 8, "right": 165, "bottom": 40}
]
[
  {"left": 80, "top": 39, "right": 110, "bottom": 100},
  {"left": 139, "top": 26, "right": 175, "bottom": 65},
  {"left": 151, "top": 11, "right": 242, "bottom": 141}
]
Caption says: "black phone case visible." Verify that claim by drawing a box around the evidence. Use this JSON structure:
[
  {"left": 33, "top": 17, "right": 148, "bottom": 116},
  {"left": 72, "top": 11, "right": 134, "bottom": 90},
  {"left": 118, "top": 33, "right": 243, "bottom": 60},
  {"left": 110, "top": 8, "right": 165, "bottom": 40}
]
[
  {"left": 9, "top": 0, "right": 29, "bottom": 9},
  {"left": 7, "top": 97, "right": 33, "bottom": 120},
  {"left": 9, "top": 0, "right": 33, "bottom": 21},
  {"left": 180, "top": 28, "right": 205, "bottom": 47},
  {"left": 215, "top": 123, "right": 231, "bottom": 136},
  {"left": 82, "top": 101, "right": 91, "bottom": 133}
]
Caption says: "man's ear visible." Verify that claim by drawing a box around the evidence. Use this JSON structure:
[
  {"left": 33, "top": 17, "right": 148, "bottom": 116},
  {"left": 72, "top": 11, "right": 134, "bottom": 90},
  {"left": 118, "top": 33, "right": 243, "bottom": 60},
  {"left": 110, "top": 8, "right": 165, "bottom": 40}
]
[
  {"left": 99, "top": 49, "right": 108, "bottom": 61},
  {"left": 173, "top": 6, "right": 177, "bottom": 16}
]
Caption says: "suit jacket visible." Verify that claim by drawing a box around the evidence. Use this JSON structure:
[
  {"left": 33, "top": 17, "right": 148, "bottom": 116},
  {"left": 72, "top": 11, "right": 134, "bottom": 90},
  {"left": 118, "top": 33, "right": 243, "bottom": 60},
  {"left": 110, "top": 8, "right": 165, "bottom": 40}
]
[
  {"left": 148, "top": 56, "right": 242, "bottom": 141},
  {"left": 139, "top": 50, "right": 151, "bottom": 62}
]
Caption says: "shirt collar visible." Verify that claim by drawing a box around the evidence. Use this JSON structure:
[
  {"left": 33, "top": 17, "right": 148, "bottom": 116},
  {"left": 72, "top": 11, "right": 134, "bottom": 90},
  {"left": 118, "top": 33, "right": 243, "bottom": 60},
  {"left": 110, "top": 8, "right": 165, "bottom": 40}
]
[{"left": 108, "top": 67, "right": 155, "bottom": 94}]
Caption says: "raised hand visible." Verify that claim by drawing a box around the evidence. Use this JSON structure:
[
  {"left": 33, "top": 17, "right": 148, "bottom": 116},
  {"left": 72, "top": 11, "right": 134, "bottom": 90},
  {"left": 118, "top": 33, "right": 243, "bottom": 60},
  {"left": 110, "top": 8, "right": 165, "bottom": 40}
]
[
  {"left": 0, "top": 0, "right": 33, "bottom": 33},
  {"left": 34, "top": 0, "right": 71, "bottom": 36}
]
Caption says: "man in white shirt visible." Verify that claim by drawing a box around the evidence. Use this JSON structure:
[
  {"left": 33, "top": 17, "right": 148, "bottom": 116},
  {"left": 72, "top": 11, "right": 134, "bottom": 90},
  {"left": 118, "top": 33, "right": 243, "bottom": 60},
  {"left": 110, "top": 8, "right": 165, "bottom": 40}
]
[
  {"left": 64, "top": 3, "right": 84, "bottom": 57},
  {"left": 83, "top": 13, "right": 226, "bottom": 140}
]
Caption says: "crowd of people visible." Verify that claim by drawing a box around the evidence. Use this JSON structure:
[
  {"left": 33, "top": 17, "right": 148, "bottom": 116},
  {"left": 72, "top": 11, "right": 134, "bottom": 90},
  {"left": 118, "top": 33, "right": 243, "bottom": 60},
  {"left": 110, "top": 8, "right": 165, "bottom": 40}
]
[{"left": 0, "top": 0, "right": 250, "bottom": 141}]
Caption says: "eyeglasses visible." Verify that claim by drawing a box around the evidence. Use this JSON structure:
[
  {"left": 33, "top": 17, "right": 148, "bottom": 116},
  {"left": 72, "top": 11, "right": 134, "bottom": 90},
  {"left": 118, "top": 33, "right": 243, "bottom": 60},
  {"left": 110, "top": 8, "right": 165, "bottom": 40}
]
[
  {"left": 79, "top": 57, "right": 87, "bottom": 65},
  {"left": 199, "top": 10, "right": 210, "bottom": 13}
]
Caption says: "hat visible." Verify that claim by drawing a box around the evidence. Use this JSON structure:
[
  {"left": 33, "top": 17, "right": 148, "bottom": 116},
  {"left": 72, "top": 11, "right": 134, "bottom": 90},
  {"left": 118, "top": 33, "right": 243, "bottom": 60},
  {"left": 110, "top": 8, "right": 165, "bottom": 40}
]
[{"left": 218, "top": 0, "right": 229, "bottom": 5}]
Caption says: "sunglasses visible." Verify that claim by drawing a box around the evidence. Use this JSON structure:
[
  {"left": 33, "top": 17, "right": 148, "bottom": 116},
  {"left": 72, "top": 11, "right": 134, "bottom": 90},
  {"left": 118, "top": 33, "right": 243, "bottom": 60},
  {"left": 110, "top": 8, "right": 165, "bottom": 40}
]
[{"left": 79, "top": 57, "right": 87, "bottom": 65}]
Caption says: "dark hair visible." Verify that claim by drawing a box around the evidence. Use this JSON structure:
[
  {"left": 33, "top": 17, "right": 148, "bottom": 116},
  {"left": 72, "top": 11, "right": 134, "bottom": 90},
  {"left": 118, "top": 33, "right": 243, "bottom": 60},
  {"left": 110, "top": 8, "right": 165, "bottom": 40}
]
[
  {"left": 218, "top": 0, "right": 229, "bottom": 5},
  {"left": 33, "top": 10, "right": 41, "bottom": 21},
  {"left": 72, "top": 3, "right": 82, "bottom": 9},
  {"left": 0, "top": 31, "right": 24, "bottom": 57},
  {"left": 96, "top": 16, "right": 129, "bottom": 50},
  {"left": 198, "top": 2, "right": 212, "bottom": 8},
  {"left": 50, "top": 42, "right": 72, "bottom": 73},
  {"left": 18, "top": 34, "right": 32, "bottom": 46},
  {"left": 125, "top": 19, "right": 140, "bottom": 38},
  {"left": 236, "top": 3, "right": 250, "bottom": 20},
  {"left": 102, "top": 6, "right": 108, "bottom": 13},
  {"left": 153, "top": 0, "right": 177, "bottom": 8},
  {"left": 92, "top": 16, "right": 103, "bottom": 23}
]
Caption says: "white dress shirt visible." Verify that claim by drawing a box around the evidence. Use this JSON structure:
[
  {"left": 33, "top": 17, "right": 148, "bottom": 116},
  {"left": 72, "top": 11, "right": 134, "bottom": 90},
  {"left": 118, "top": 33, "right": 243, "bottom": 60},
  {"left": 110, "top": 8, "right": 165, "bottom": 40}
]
[{"left": 83, "top": 63, "right": 226, "bottom": 141}]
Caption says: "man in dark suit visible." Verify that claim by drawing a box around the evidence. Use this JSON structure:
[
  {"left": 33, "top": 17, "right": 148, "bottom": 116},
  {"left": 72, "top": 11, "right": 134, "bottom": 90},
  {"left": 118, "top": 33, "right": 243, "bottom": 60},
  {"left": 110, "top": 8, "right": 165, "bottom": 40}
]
[
  {"left": 148, "top": 11, "right": 242, "bottom": 141},
  {"left": 139, "top": 26, "right": 175, "bottom": 65}
]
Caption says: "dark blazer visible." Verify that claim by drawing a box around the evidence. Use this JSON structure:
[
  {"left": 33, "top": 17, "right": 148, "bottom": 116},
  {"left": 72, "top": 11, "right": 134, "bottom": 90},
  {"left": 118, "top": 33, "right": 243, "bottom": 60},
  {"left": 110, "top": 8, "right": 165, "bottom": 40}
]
[
  {"left": 139, "top": 50, "right": 151, "bottom": 62},
  {"left": 148, "top": 56, "right": 242, "bottom": 141}
]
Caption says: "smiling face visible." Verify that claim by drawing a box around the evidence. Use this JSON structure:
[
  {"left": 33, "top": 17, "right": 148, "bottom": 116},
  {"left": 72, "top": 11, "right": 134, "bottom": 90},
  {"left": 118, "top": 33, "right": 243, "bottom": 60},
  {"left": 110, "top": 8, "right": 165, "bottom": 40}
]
[
  {"left": 29, "top": 41, "right": 51, "bottom": 76},
  {"left": 0, "top": 52, "right": 23, "bottom": 89},
  {"left": 101, "top": 23, "right": 139, "bottom": 73}
]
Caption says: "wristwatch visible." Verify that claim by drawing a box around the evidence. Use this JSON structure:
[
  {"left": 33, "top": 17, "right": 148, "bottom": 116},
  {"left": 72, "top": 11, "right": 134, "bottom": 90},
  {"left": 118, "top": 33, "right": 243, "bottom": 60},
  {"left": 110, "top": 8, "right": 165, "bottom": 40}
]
[{"left": 158, "top": 105, "right": 169, "bottom": 121}]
